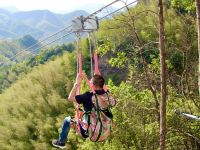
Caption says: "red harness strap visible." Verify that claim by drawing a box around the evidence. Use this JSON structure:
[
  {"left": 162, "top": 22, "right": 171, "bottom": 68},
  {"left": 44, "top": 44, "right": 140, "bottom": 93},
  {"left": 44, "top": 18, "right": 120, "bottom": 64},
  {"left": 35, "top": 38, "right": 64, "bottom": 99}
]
[
  {"left": 75, "top": 51, "right": 83, "bottom": 134},
  {"left": 77, "top": 52, "right": 83, "bottom": 94},
  {"left": 94, "top": 49, "right": 108, "bottom": 91},
  {"left": 94, "top": 49, "right": 100, "bottom": 75}
]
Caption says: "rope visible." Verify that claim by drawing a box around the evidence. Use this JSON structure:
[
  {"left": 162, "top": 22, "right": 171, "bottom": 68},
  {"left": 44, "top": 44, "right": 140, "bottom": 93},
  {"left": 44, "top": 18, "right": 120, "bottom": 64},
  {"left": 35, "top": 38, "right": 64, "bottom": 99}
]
[
  {"left": 92, "top": 32, "right": 100, "bottom": 75},
  {"left": 74, "top": 32, "right": 83, "bottom": 135},
  {"left": 88, "top": 33, "right": 94, "bottom": 77}
]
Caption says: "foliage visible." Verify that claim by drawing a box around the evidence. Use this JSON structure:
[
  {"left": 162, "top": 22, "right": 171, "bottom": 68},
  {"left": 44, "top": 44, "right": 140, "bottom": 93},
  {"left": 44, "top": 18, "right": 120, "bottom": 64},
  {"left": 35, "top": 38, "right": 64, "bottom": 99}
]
[
  {"left": 0, "top": 0, "right": 200, "bottom": 149},
  {"left": 0, "top": 53, "right": 76, "bottom": 149},
  {"left": 170, "top": 0, "right": 196, "bottom": 15}
]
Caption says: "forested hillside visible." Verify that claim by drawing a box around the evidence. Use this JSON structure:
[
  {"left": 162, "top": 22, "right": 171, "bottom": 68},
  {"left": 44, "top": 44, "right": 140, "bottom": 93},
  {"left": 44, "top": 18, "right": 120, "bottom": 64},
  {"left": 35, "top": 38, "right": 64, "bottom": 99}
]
[
  {"left": 0, "top": 35, "right": 39, "bottom": 63},
  {"left": 0, "top": 43, "right": 75, "bottom": 93},
  {"left": 0, "top": 53, "right": 76, "bottom": 149},
  {"left": 0, "top": 0, "right": 200, "bottom": 150}
]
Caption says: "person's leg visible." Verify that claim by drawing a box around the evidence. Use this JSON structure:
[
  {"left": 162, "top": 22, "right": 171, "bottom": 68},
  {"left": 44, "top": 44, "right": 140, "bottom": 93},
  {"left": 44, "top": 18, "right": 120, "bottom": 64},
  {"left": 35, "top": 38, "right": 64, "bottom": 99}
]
[
  {"left": 52, "top": 116, "right": 71, "bottom": 149},
  {"left": 59, "top": 116, "right": 71, "bottom": 143}
]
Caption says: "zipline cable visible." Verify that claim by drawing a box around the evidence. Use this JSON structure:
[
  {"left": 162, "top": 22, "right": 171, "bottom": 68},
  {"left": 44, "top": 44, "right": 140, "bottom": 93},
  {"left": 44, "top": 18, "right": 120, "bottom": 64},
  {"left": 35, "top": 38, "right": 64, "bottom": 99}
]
[
  {"left": 99, "top": 0, "right": 138, "bottom": 21},
  {"left": 16, "top": 30, "right": 74, "bottom": 60},
  {"left": 9, "top": 25, "right": 73, "bottom": 61},
  {"left": 83, "top": 0, "right": 121, "bottom": 21},
  {"left": 2, "top": 30, "right": 73, "bottom": 66}
]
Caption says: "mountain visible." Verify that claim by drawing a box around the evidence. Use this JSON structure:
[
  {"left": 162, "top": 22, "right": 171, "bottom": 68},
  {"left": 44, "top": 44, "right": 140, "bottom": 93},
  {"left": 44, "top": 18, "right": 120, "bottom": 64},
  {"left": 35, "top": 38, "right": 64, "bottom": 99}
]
[
  {"left": 1, "top": 6, "right": 19, "bottom": 13},
  {"left": 0, "top": 35, "right": 40, "bottom": 66},
  {"left": 11, "top": 10, "right": 64, "bottom": 27},
  {"left": 0, "top": 9, "right": 89, "bottom": 40},
  {"left": 0, "top": 9, "right": 11, "bottom": 24},
  {"left": 0, "top": 8, "right": 11, "bottom": 16}
]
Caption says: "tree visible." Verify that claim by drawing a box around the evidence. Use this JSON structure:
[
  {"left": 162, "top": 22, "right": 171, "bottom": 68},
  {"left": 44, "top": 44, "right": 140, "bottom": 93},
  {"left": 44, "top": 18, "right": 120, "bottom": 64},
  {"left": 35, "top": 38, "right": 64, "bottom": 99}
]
[
  {"left": 158, "top": 0, "right": 167, "bottom": 149},
  {"left": 170, "top": 0, "right": 195, "bottom": 15},
  {"left": 19, "top": 35, "right": 39, "bottom": 49},
  {"left": 196, "top": 0, "right": 200, "bottom": 95}
]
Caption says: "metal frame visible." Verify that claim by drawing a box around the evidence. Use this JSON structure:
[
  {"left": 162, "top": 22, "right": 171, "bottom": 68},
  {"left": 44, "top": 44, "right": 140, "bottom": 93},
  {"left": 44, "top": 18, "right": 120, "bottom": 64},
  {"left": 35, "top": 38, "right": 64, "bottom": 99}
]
[{"left": 72, "top": 16, "right": 99, "bottom": 33}]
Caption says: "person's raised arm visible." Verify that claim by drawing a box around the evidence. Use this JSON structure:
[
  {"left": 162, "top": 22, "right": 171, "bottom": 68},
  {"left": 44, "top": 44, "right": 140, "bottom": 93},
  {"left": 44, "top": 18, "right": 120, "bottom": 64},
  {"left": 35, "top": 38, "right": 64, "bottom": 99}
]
[{"left": 68, "top": 74, "right": 82, "bottom": 102}]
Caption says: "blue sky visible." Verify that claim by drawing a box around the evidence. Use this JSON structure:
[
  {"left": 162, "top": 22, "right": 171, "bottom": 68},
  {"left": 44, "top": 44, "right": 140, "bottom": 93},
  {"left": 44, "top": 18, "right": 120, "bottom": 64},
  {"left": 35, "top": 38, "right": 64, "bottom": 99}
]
[{"left": 0, "top": 0, "right": 131, "bottom": 13}]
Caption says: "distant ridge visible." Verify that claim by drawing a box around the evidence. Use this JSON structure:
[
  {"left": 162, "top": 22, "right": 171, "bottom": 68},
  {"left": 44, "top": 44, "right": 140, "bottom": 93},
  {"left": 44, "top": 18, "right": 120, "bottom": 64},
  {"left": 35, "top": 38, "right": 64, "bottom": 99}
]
[
  {"left": 1, "top": 6, "right": 19, "bottom": 13},
  {"left": 0, "top": 9, "right": 89, "bottom": 40}
]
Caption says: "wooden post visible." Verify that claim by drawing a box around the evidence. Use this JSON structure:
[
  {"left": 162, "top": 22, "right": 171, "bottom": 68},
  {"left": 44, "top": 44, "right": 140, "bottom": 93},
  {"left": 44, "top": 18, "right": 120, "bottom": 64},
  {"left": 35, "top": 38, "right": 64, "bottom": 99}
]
[
  {"left": 196, "top": 0, "right": 200, "bottom": 95},
  {"left": 158, "top": 0, "right": 167, "bottom": 149}
]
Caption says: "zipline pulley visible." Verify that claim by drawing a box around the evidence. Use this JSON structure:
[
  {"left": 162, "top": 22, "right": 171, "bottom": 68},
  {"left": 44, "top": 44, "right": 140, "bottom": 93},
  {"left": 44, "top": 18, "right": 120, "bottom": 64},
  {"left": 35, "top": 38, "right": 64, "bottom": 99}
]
[{"left": 72, "top": 16, "right": 99, "bottom": 33}]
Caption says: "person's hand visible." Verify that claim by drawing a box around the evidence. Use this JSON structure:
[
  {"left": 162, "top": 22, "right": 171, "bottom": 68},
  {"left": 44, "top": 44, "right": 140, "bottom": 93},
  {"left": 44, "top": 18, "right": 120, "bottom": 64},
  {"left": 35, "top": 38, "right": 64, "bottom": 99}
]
[{"left": 82, "top": 72, "right": 88, "bottom": 81}]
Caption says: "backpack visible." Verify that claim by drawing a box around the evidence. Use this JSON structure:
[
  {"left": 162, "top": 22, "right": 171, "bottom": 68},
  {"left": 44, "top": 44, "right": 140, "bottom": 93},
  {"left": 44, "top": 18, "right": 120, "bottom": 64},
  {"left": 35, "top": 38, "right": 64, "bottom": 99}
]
[{"left": 82, "top": 91, "right": 116, "bottom": 142}]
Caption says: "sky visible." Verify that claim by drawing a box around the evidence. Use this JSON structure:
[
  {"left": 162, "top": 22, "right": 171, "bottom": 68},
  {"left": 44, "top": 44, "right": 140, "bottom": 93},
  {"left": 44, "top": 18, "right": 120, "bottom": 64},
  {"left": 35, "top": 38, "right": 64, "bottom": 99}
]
[{"left": 0, "top": 0, "right": 132, "bottom": 13}]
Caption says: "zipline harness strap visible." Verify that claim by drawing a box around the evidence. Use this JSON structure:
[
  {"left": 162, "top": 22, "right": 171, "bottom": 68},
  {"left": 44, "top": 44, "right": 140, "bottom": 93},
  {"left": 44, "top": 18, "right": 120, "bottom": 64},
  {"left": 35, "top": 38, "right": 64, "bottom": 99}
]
[
  {"left": 77, "top": 52, "right": 83, "bottom": 94},
  {"left": 94, "top": 49, "right": 100, "bottom": 75},
  {"left": 75, "top": 32, "right": 83, "bottom": 134},
  {"left": 88, "top": 33, "right": 94, "bottom": 77},
  {"left": 93, "top": 32, "right": 101, "bottom": 75}
]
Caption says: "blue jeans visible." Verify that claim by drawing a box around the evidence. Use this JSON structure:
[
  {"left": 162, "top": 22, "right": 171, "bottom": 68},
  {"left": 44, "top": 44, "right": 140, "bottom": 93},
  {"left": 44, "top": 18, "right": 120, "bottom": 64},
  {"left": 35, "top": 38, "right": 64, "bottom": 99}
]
[{"left": 59, "top": 116, "right": 71, "bottom": 143}]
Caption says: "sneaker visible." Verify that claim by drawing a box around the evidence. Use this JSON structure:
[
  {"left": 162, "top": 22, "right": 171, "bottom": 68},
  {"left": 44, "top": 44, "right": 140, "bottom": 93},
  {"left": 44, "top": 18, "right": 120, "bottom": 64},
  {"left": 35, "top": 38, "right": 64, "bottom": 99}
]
[{"left": 51, "top": 139, "right": 66, "bottom": 149}]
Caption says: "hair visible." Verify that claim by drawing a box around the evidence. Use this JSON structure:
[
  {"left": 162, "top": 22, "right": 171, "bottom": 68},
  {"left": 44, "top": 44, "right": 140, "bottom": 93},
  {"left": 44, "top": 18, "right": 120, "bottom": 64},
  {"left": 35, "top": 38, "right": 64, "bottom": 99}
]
[{"left": 92, "top": 74, "right": 105, "bottom": 88}]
